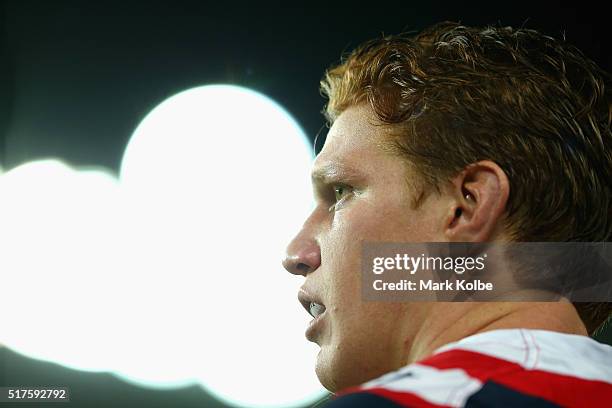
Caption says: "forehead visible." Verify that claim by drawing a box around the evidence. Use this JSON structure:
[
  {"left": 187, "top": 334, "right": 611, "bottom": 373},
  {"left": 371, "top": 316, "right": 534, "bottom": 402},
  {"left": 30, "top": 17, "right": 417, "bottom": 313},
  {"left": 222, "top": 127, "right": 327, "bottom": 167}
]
[{"left": 313, "top": 104, "right": 394, "bottom": 176}]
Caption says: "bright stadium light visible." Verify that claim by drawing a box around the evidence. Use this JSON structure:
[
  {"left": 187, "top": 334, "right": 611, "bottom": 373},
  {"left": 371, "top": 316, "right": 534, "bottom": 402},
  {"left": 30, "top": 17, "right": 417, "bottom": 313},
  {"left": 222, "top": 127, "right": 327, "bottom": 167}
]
[{"left": 0, "top": 85, "right": 325, "bottom": 407}]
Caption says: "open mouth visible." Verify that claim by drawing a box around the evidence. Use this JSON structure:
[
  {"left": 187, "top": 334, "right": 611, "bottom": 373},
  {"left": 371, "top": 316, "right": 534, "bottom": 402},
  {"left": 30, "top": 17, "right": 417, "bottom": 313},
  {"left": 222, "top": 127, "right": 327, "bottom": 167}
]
[
  {"left": 298, "top": 289, "right": 326, "bottom": 320},
  {"left": 308, "top": 302, "right": 326, "bottom": 318},
  {"left": 298, "top": 288, "right": 327, "bottom": 341}
]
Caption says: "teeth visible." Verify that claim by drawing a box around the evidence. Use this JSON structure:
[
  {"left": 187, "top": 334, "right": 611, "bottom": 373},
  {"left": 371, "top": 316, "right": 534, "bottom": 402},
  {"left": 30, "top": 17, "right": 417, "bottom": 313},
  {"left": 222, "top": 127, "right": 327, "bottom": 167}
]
[{"left": 309, "top": 302, "right": 326, "bottom": 318}]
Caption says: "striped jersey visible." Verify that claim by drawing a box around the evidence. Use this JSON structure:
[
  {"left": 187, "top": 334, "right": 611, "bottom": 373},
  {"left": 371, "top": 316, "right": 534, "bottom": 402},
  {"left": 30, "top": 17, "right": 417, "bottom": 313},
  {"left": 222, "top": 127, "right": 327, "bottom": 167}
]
[{"left": 325, "top": 329, "right": 612, "bottom": 407}]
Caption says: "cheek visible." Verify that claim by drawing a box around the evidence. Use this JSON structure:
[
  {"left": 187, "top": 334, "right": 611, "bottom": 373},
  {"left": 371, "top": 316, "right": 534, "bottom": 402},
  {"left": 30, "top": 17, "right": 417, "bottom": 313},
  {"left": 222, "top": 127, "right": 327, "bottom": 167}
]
[
  {"left": 317, "top": 205, "right": 420, "bottom": 389},
  {"left": 322, "top": 203, "right": 415, "bottom": 307},
  {"left": 330, "top": 202, "right": 395, "bottom": 240},
  {"left": 335, "top": 301, "right": 405, "bottom": 345}
]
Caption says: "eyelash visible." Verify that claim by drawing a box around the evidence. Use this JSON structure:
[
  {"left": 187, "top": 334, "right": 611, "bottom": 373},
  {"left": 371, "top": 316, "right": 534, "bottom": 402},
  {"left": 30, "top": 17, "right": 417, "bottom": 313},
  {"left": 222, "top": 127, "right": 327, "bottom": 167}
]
[{"left": 328, "top": 184, "right": 353, "bottom": 212}]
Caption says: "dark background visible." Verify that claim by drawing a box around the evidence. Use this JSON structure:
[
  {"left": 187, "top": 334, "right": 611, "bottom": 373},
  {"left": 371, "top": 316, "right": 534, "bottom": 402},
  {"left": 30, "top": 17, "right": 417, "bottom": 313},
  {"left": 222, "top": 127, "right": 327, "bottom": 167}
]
[{"left": 1, "top": 1, "right": 611, "bottom": 407}]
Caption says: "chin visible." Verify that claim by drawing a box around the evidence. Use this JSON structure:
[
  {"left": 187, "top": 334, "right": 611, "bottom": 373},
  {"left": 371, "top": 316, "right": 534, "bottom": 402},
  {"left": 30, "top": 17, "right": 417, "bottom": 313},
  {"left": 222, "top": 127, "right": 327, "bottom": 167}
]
[
  {"left": 315, "top": 350, "right": 343, "bottom": 393},
  {"left": 314, "top": 343, "right": 384, "bottom": 393}
]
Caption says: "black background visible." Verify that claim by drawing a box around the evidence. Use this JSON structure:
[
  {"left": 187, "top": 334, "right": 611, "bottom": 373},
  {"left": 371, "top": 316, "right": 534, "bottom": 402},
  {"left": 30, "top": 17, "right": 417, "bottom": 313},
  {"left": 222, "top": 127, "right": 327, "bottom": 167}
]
[{"left": 1, "top": 1, "right": 611, "bottom": 407}]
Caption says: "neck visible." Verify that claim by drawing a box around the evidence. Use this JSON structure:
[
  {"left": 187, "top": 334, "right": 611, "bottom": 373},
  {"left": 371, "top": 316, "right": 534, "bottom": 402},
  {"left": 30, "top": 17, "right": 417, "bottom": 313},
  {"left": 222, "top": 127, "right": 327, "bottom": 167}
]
[{"left": 406, "top": 301, "right": 587, "bottom": 364}]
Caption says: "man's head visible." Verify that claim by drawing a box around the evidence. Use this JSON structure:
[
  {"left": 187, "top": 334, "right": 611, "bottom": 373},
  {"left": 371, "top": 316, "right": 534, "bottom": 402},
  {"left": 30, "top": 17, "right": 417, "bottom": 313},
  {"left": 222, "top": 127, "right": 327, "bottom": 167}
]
[{"left": 283, "top": 22, "right": 612, "bottom": 391}]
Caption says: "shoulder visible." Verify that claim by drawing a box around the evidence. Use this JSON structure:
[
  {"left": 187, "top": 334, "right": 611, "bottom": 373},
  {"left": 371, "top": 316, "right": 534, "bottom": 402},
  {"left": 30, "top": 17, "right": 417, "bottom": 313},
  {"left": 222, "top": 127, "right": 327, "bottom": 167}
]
[{"left": 323, "top": 329, "right": 612, "bottom": 407}]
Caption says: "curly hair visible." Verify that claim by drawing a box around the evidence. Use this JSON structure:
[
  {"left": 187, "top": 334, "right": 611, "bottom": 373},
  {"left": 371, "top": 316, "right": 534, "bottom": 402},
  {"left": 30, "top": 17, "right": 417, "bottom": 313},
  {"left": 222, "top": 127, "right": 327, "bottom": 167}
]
[{"left": 321, "top": 22, "right": 612, "bottom": 334}]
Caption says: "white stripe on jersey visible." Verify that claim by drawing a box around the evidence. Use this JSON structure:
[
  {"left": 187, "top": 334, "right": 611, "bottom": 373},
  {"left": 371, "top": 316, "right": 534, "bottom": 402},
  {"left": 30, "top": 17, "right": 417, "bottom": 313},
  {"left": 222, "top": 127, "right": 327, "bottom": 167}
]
[
  {"left": 433, "top": 328, "right": 612, "bottom": 384},
  {"left": 361, "top": 363, "right": 483, "bottom": 407}
]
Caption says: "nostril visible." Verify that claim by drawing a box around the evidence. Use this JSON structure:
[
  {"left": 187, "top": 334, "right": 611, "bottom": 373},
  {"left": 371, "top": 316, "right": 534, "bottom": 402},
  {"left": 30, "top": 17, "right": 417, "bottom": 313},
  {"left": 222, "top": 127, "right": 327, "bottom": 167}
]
[
  {"left": 296, "top": 263, "right": 311, "bottom": 274},
  {"left": 282, "top": 243, "right": 320, "bottom": 276}
]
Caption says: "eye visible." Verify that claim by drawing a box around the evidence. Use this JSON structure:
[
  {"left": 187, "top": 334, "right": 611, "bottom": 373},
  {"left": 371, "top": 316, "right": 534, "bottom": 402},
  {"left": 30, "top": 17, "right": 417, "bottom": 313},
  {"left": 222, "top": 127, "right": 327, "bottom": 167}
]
[
  {"left": 334, "top": 185, "right": 349, "bottom": 202},
  {"left": 328, "top": 184, "right": 354, "bottom": 212}
]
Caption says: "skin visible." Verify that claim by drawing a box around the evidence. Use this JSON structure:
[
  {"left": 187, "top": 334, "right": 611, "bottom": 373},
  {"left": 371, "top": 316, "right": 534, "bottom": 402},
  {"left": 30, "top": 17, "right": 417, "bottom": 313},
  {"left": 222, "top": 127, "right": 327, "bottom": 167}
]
[{"left": 282, "top": 103, "right": 587, "bottom": 392}]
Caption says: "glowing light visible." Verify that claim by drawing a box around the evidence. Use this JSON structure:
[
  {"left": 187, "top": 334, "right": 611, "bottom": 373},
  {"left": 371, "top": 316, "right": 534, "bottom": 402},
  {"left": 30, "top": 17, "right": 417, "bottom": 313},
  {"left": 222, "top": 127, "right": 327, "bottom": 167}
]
[{"left": 0, "top": 85, "right": 324, "bottom": 406}]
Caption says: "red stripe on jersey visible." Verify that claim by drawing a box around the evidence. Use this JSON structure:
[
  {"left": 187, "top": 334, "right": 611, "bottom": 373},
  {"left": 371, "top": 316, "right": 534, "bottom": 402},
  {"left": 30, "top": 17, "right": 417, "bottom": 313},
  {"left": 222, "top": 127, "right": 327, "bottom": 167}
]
[{"left": 419, "top": 349, "right": 612, "bottom": 407}]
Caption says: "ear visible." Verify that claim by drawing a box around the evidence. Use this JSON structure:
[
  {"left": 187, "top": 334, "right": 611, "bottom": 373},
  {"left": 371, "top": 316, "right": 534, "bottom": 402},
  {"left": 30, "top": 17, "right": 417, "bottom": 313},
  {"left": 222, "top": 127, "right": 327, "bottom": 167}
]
[{"left": 445, "top": 160, "right": 510, "bottom": 242}]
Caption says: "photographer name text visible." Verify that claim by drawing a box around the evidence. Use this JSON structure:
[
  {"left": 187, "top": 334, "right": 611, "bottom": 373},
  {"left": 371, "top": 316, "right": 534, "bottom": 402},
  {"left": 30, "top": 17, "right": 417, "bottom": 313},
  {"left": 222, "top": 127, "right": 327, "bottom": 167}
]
[{"left": 373, "top": 279, "right": 493, "bottom": 291}]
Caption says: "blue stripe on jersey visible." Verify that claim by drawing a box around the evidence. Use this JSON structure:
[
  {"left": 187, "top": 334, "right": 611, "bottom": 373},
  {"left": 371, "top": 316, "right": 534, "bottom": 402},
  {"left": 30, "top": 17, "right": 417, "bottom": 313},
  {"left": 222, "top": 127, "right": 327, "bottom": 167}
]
[
  {"left": 465, "top": 381, "right": 562, "bottom": 408},
  {"left": 321, "top": 392, "right": 406, "bottom": 407}
]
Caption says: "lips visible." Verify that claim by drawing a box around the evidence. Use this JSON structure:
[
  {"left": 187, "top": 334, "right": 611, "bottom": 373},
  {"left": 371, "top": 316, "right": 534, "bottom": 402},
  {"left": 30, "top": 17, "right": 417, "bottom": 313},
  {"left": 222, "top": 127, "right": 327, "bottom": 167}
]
[
  {"left": 298, "top": 287, "right": 327, "bottom": 341},
  {"left": 298, "top": 288, "right": 326, "bottom": 317}
]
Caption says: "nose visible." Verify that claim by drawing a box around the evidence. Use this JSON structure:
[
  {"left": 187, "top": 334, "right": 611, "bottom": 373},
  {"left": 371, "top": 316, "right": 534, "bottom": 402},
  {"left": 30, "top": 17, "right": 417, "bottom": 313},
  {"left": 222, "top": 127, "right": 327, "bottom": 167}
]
[{"left": 282, "top": 228, "right": 321, "bottom": 276}]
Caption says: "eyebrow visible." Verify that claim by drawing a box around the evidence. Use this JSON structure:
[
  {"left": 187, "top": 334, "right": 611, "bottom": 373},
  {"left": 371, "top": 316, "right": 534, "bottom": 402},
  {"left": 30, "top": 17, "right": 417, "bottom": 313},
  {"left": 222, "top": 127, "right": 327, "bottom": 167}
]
[{"left": 311, "top": 162, "right": 363, "bottom": 184}]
